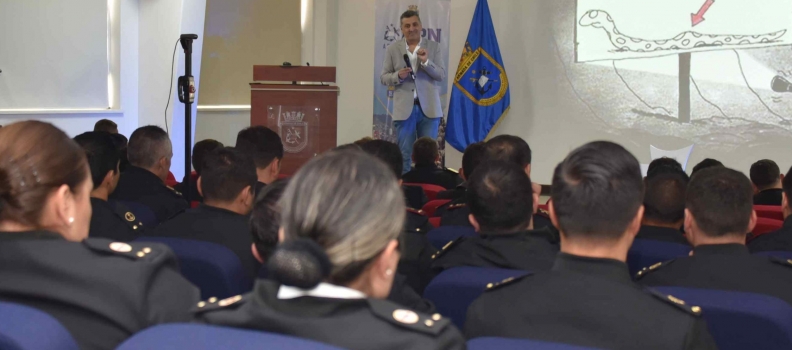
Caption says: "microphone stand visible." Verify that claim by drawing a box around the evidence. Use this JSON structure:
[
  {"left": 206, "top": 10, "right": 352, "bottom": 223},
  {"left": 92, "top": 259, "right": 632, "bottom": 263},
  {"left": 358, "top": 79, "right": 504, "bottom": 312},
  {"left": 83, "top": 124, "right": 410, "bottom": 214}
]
[{"left": 178, "top": 34, "right": 198, "bottom": 202}]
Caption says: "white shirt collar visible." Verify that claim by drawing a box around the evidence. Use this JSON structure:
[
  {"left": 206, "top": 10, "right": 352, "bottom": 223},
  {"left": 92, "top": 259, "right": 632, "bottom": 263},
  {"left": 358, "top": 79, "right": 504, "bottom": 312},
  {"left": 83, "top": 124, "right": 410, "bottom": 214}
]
[{"left": 277, "top": 282, "right": 367, "bottom": 300}]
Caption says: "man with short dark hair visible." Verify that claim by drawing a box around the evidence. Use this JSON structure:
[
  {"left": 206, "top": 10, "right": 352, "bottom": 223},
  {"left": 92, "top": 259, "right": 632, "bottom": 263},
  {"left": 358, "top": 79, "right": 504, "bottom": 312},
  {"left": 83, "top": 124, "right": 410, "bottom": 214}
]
[
  {"left": 639, "top": 167, "right": 792, "bottom": 305},
  {"left": 74, "top": 132, "right": 144, "bottom": 241},
  {"left": 749, "top": 165, "right": 792, "bottom": 252},
  {"left": 402, "top": 137, "right": 462, "bottom": 189},
  {"left": 750, "top": 159, "right": 784, "bottom": 205},
  {"left": 94, "top": 119, "right": 118, "bottom": 134},
  {"left": 432, "top": 161, "right": 557, "bottom": 273},
  {"left": 152, "top": 147, "right": 260, "bottom": 278},
  {"left": 646, "top": 157, "right": 684, "bottom": 178},
  {"left": 636, "top": 170, "right": 690, "bottom": 245},
  {"left": 111, "top": 125, "right": 188, "bottom": 223},
  {"left": 437, "top": 142, "right": 486, "bottom": 201},
  {"left": 235, "top": 126, "right": 284, "bottom": 193},
  {"left": 174, "top": 139, "right": 224, "bottom": 203},
  {"left": 360, "top": 139, "right": 428, "bottom": 210},
  {"left": 691, "top": 158, "right": 723, "bottom": 176},
  {"left": 465, "top": 141, "right": 716, "bottom": 349}
]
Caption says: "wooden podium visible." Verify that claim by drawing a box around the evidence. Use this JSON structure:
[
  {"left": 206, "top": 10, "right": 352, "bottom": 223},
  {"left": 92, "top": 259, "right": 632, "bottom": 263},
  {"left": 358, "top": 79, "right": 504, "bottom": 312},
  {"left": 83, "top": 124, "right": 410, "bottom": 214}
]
[{"left": 250, "top": 65, "right": 339, "bottom": 176}]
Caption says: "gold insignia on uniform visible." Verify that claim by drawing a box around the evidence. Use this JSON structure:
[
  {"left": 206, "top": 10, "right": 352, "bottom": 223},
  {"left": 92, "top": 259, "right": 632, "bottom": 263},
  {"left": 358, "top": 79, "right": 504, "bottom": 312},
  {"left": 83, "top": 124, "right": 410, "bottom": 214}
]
[
  {"left": 143, "top": 247, "right": 152, "bottom": 253},
  {"left": 691, "top": 306, "right": 701, "bottom": 314},
  {"left": 667, "top": 295, "right": 686, "bottom": 305},
  {"left": 208, "top": 297, "right": 218, "bottom": 303},
  {"left": 648, "top": 262, "right": 663, "bottom": 270},
  {"left": 218, "top": 295, "right": 242, "bottom": 307},
  {"left": 136, "top": 251, "right": 145, "bottom": 258},
  {"left": 432, "top": 313, "right": 442, "bottom": 321},
  {"left": 109, "top": 242, "right": 132, "bottom": 253},
  {"left": 197, "top": 301, "right": 206, "bottom": 308},
  {"left": 441, "top": 241, "right": 455, "bottom": 251},
  {"left": 166, "top": 186, "right": 183, "bottom": 196},
  {"left": 133, "top": 225, "right": 138, "bottom": 230},
  {"left": 787, "top": 259, "right": 792, "bottom": 265},
  {"left": 124, "top": 212, "right": 136, "bottom": 222},
  {"left": 424, "top": 319, "right": 434, "bottom": 327},
  {"left": 392, "top": 309, "right": 420, "bottom": 324}
]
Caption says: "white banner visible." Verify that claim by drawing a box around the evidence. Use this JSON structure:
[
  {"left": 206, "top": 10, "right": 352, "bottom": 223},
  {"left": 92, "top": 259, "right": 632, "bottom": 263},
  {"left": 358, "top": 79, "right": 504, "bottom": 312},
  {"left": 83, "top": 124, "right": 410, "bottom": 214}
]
[{"left": 372, "top": 0, "right": 451, "bottom": 142}]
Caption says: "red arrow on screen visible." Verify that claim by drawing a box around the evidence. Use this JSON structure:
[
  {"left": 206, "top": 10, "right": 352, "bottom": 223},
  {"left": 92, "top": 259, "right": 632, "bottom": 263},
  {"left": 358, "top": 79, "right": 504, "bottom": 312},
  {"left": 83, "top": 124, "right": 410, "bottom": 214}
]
[{"left": 692, "top": 0, "right": 715, "bottom": 27}]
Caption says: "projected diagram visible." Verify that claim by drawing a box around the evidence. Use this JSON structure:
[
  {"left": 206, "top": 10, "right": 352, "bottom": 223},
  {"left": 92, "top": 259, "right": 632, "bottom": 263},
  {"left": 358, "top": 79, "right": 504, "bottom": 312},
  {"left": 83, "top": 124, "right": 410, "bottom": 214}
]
[{"left": 563, "top": 0, "right": 792, "bottom": 151}]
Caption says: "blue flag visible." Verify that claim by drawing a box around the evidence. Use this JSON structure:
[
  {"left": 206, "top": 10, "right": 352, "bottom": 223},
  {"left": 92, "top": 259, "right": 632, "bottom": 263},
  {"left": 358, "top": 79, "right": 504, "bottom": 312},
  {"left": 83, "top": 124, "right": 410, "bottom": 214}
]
[{"left": 446, "top": 0, "right": 510, "bottom": 152}]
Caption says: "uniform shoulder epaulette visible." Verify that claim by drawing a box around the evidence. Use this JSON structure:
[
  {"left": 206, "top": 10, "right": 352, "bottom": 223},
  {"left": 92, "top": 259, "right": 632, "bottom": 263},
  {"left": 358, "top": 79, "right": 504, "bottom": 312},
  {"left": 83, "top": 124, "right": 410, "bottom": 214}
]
[
  {"left": 443, "top": 167, "right": 459, "bottom": 174},
  {"left": 484, "top": 273, "right": 532, "bottom": 292},
  {"left": 192, "top": 294, "right": 247, "bottom": 314},
  {"left": 634, "top": 259, "right": 675, "bottom": 280},
  {"left": 166, "top": 185, "right": 183, "bottom": 196},
  {"left": 644, "top": 288, "right": 702, "bottom": 316},
  {"left": 83, "top": 239, "right": 164, "bottom": 261},
  {"left": 114, "top": 202, "right": 144, "bottom": 231},
  {"left": 446, "top": 203, "right": 466, "bottom": 211},
  {"left": 406, "top": 207, "right": 426, "bottom": 216},
  {"left": 367, "top": 299, "right": 451, "bottom": 335},
  {"left": 768, "top": 256, "right": 792, "bottom": 268},
  {"left": 431, "top": 237, "right": 462, "bottom": 260}
]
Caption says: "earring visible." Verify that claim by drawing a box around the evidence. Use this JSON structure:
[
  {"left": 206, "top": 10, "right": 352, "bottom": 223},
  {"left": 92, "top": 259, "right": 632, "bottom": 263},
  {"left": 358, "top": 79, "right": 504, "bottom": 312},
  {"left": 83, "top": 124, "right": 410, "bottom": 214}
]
[
  {"left": 68, "top": 217, "right": 74, "bottom": 225},
  {"left": 385, "top": 269, "right": 393, "bottom": 276}
]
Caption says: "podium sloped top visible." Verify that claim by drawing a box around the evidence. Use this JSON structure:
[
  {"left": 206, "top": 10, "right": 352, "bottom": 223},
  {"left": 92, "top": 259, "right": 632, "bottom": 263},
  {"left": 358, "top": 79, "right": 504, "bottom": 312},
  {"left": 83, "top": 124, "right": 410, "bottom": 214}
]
[{"left": 253, "top": 65, "right": 336, "bottom": 83}]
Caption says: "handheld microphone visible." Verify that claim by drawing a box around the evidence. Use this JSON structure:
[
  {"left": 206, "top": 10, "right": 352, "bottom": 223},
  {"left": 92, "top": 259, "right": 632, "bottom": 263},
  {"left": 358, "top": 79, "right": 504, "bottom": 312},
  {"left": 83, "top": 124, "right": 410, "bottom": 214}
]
[
  {"left": 771, "top": 75, "right": 792, "bottom": 93},
  {"left": 403, "top": 54, "right": 415, "bottom": 80}
]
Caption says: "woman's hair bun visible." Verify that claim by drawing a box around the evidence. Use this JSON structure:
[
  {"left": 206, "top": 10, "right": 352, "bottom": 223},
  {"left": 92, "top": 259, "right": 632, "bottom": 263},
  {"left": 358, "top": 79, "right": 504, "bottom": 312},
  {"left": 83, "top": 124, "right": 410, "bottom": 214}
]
[
  {"left": 0, "top": 168, "right": 13, "bottom": 213},
  {"left": 267, "top": 238, "right": 332, "bottom": 289}
]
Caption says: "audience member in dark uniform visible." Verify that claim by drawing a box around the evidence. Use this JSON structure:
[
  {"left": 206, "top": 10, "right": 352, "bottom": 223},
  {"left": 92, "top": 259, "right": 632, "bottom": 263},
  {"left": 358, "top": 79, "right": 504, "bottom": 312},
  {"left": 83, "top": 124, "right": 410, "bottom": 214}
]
[
  {"left": 235, "top": 126, "right": 283, "bottom": 194},
  {"left": 360, "top": 139, "right": 429, "bottom": 210},
  {"left": 465, "top": 141, "right": 716, "bottom": 349},
  {"left": 0, "top": 121, "right": 199, "bottom": 350},
  {"left": 690, "top": 158, "right": 723, "bottom": 176},
  {"left": 645, "top": 157, "right": 684, "bottom": 178},
  {"left": 638, "top": 167, "right": 792, "bottom": 305},
  {"left": 432, "top": 161, "right": 558, "bottom": 273},
  {"left": 636, "top": 170, "right": 690, "bottom": 245},
  {"left": 174, "top": 139, "right": 223, "bottom": 203},
  {"left": 249, "top": 178, "right": 436, "bottom": 313},
  {"left": 153, "top": 147, "right": 260, "bottom": 278},
  {"left": 402, "top": 137, "right": 462, "bottom": 189},
  {"left": 93, "top": 118, "right": 118, "bottom": 134},
  {"left": 74, "top": 132, "right": 143, "bottom": 241},
  {"left": 436, "top": 142, "right": 486, "bottom": 201},
  {"left": 111, "top": 125, "right": 188, "bottom": 223},
  {"left": 360, "top": 140, "right": 437, "bottom": 294},
  {"left": 750, "top": 159, "right": 784, "bottom": 206},
  {"left": 197, "top": 151, "right": 464, "bottom": 349},
  {"left": 750, "top": 166, "right": 792, "bottom": 252},
  {"left": 110, "top": 133, "right": 130, "bottom": 172}
]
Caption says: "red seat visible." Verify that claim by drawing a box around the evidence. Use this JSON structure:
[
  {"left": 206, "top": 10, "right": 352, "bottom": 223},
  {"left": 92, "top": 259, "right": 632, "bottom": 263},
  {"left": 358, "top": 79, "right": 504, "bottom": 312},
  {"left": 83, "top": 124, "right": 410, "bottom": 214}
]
[
  {"left": 428, "top": 217, "right": 441, "bottom": 228},
  {"left": 278, "top": 174, "right": 290, "bottom": 180},
  {"left": 538, "top": 204, "right": 549, "bottom": 212},
  {"left": 747, "top": 217, "right": 784, "bottom": 243},
  {"left": 422, "top": 199, "right": 452, "bottom": 217},
  {"left": 403, "top": 183, "right": 446, "bottom": 201},
  {"left": 755, "top": 205, "right": 784, "bottom": 221},
  {"left": 166, "top": 171, "right": 178, "bottom": 187}
]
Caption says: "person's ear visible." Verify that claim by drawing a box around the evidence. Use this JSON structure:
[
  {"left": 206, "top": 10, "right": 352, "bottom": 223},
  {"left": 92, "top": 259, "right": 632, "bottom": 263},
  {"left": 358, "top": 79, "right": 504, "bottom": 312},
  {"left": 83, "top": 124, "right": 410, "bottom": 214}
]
[
  {"left": 752, "top": 183, "right": 759, "bottom": 194},
  {"left": 468, "top": 214, "right": 481, "bottom": 232},
  {"left": 627, "top": 205, "right": 644, "bottom": 238},
  {"left": 50, "top": 185, "right": 78, "bottom": 241},
  {"left": 197, "top": 176, "right": 203, "bottom": 197},
  {"left": 398, "top": 179, "right": 403, "bottom": 186},
  {"left": 524, "top": 164, "right": 532, "bottom": 178},
  {"left": 278, "top": 227, "right": 285, "bottom": 242},
  {"left": 548, "top": 200, "right": 560, "bottom": 230},
  {"left": 102, "top": 170, "right": 114, "bottom": 190},
  {"left": 459, "top": 167, "right": 465, "bottom": 181},
  {"left": 532, "top": 189, "right": 540, "bottom": 215},
  {"left": 239, "top": 185, "right": 253, "bottom": 210},
  {"left": 684, "top": 209, "right": 695, "bottom": 245},
  {"left": 371, "top": 239, "right": 400, "bottom": 299},
  {"left": 783, "top": 192, "right": 790, "bottom": 213},
  {"left": 251, "top": 243, "right": 264, "bottom": 264},
  {"left": 746, "top": 209, "right": 758, "bottom": 235}
]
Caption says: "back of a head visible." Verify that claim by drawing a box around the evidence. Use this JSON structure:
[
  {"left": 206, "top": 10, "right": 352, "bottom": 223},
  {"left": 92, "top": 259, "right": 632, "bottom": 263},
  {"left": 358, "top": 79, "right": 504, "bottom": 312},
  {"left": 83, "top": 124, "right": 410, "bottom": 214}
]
[
  {"left": 412, "top": 137, "right": 439, "bottom": 167},
  {"left": 643, "top": 170, "right": 689, "bottom": 225},
  {"left": 353, "top": 137, "right": 374, "bottom": 146},
  {"left": 74, "top": 132, "right": 120, "bottom": 190},
  {"left": 686, "top": 167, "right": 753, "bottom": 237},
  {"left": 359, "top": 139, "right": 403, "bottom": 179},
  {"left": 750, "top": 159, "right": 780, "bottom": 190},
  {"left": 93, "top": 119, "right": 118, "bottom": 134},
  {"left": 250, "top": 179, "right": 289, "bottom": 263},
  {"left": 192, "top": 139, "right": 224, "bottom": 175},
  {"left": 0, "top": 121, "right": 89, "bottom": 227},
  {"left": 235, "top": 126, "right": 284, "bottom": 169},
  {"left": 691, "top": 158, "right": 723, "bottom": 176},
  {"left": 647, "top": 157, "right": 684, "bottom": 178},
  {"left": 485, "top": 135, "right": 532, "bottom": 168},
  {"left": 551, "top": 141, "right": 643, "bottom": 240},
  {"left": 128, "top": 125, "right": 171, "bottom": 169},
  {"left": 467, "top": 160, "right": 534, "bottom": 233},
  {"left": 277, "top": 150, "right": 405, "bottom": 287},
  {"left": 462, "top": 142, "right": 487, "bottom": 178},
  {"left": 200, "top": 147, "right": 257, "bottom": 203}
]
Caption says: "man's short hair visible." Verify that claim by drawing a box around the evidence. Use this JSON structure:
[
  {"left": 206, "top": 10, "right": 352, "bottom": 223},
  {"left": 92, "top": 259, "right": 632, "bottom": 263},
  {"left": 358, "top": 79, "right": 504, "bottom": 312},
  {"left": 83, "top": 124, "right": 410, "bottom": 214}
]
[
  {"left": 686, "top": 167, "right": 753, "bottom": 237},
  {"left": 647, "top": 157, "right": 684, "bottom": 178},
  {"left": 192, "top": 139, "right": 224, "bottom": 175},
  {"left": 750, "top": 159, "right": 781, "bottom": 190},
  {"left": 73, "top": 132, "right": 120, "bottom": 190},
  {"left": 400, "top": 10, "right": 421, "bottom": 23},
  {"left": 485, "top": 135, "right": 532, "bottom": 168},
  {"left": 551, "top": 141, "right": 644, "bottom": 240},
  {"left": 691, "top": 158, "right": 724, "bottom": 176},
  {"left": 360, "top": 140, "right": 403, "bottom": 180},
  {"left": 200, "top": 147, "right": 257, "bottom": 202},
  {"left": 467, "top": 161, "right": 533, "bottom": 233},
  {"left": 94, "top": 119, "right": 118, "bottom": 133},
  {"left": 462, "top": 142, "right": 487, "bottom": 179},
  {"left": 413, "top": 137, "right": 439, "bottom": 167},
  {"left": 235, "top": 126, "right": 284, "bottom": 169},
  {"left": 128, "top": 126, "right": 171, "bottom": 168},
  {"left": 644, "top": 170, "right": 689, "bottom": 224}
]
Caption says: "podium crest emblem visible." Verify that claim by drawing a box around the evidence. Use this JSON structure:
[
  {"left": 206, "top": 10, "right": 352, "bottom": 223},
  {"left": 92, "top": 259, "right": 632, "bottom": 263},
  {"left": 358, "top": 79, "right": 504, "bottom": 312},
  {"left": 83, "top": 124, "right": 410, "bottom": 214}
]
[{"left": 279, "top": 111, "right": 309, "bottom": 153}]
